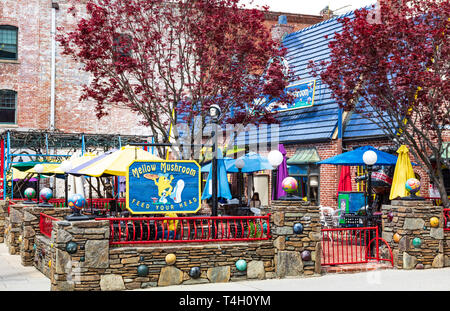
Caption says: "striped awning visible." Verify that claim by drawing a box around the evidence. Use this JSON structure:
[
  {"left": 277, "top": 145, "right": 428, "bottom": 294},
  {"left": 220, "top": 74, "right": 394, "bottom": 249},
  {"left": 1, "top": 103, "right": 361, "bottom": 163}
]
[{"left": 286, "top": 147, "right": 321, "bottom": 165}]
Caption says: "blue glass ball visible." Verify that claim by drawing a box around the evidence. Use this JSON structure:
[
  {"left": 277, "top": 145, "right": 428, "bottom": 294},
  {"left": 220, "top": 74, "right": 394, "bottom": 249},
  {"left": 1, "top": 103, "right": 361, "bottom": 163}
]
[
  {"left": 68, "top": 193, "right": 86, "bottom": 212},
  {"left": 137, "top": 264, "right": 149, "bottom": 277},
  {"left": 235, "top": 259, "right": 247, "bottom": 271},
  {"left": 39, "top": 188, "right": 53, "bottom": 202},
  {"left": 189, "top": 267, "right": 201, "bottom": 279},
  {"left": 293, "top": 223, "right": 304, "bottom": 234}
]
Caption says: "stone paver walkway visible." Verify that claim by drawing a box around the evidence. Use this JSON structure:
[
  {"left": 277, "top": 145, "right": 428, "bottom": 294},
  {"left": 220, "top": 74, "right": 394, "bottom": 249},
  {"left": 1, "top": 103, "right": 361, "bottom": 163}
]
[{"left": 0, "top": 243, "right": 50, "bottom": 291}]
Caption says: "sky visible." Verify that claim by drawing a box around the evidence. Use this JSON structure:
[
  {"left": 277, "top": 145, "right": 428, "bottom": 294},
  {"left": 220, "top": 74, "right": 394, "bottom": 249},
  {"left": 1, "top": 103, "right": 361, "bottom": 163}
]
[{"left": 238, "top": 0, "right": 377, "bottom": 16}]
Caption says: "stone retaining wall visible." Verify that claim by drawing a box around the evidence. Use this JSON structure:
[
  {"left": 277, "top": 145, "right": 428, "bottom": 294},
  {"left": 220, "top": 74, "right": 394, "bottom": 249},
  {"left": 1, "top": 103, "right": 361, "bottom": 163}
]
[
  {"left": 21, "top": 206, "right": 72, "bottom": 266},
  {"left": 382, "top": 200, "right": 444, "bottom": 269},
  {"left": 0, "top": 200, "right": 8, "bottom": 243},
  {"left": 44, "top": 200, "right": 321, "bottom": 291},
  {"left": 263, "top": 201, "right": 321, "bottom": 276},
  {"left": 4, "top": 202, "right": 29, "bottom": 255}
]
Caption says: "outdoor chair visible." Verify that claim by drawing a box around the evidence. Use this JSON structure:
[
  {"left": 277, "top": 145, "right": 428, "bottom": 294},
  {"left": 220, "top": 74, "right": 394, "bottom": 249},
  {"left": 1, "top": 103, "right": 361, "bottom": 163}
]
[{"left": 319, "top": 206, "right": 339, "bottom": 228}]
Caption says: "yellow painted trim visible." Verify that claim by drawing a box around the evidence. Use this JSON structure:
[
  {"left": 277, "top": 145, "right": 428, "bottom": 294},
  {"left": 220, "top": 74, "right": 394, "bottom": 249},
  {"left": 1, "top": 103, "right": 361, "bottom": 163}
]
[{"left": 126, "top": 160, "right": 202, "bottom": 215}]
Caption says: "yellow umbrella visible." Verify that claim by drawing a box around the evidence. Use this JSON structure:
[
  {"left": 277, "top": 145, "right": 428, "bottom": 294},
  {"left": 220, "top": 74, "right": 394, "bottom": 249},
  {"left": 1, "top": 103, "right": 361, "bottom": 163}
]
[
  {"left": 75, "top": 145, "right": 162, "bottom": 177},
  {"left": 9, "top": 168, "right": 35, "bottom": 181},
  {"left": 389, "top": 145, "right": 417, "bottom": 200},
  {"left": 25, "top": 163, "right": 62, "bottom": 175},
  {"left": 51, "top": 152, "right": 97, "bottom": 175}
]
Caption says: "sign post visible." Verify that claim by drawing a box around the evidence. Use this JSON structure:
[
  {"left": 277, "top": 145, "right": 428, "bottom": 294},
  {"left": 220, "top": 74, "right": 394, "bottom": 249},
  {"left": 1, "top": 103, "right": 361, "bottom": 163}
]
[{"left": 126, "top": 160, "right": 201, "bottom": 214}]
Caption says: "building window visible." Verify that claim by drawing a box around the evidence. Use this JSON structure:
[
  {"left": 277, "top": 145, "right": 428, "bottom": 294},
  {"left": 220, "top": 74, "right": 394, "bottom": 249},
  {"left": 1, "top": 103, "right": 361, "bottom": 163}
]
[
  {"left": 112, "top": 33, "right": 132, "bottom": 60},
  {"left": 287, "top": 164, "right": 320, "bottom": 203},
  {"left": 0, "top": 25, "right": 18, "bottom": 60},
  {"left": 0, "top": 90, "right": 17, "bottom": 123}
]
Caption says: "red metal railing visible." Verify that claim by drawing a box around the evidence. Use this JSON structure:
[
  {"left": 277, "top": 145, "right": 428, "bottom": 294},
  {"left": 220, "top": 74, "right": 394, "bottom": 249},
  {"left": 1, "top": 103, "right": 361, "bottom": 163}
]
[
  {"left": 95, "top": 214, "right": 271, "bottom": 245},
  {"left": 39, "top": 213, "right": 60, "bottom": 238},
  {"left": 9, "top": 197, "right": 125, "bottom": 210},
  {"left": 86, "top": 198, "right": 125, "bottom": 213},
  {"left": 321, "top": 226, "right": 393, "bottom": 266}
]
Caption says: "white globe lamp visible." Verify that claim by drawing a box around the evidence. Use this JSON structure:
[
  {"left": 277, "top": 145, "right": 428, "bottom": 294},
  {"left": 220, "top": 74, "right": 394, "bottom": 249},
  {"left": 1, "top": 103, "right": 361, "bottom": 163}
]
[
  {"left": 235, "top": 158, "right": 245, "bottom": 170},
  {"left": 362, "top": 150, "right": 377, "bottom": 166},
  {"left": 268, "top": 150, "right": 283, "bottom": 168}
]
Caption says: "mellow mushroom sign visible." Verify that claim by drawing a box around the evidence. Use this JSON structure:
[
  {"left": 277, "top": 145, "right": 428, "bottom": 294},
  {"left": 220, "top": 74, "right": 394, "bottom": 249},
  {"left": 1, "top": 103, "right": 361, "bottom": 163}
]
[{"left": 126, "top": 160, "right": 201, "bottom": 214}]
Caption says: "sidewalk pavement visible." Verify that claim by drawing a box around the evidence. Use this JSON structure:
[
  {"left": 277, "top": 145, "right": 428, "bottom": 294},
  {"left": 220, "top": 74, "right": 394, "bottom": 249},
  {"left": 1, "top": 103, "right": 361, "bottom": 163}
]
[
  {"left": 0, "top": 243, "right": 50, "bottom": 291},
  {"left": 2, "top": 241, "right": 450, "bottom": 291}
]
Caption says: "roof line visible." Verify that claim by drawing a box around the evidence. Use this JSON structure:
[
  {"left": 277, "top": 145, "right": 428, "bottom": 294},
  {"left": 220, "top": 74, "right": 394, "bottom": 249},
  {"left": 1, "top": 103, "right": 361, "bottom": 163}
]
[{"left": 284, "top": 4, "right": 375, "bottom": 39}]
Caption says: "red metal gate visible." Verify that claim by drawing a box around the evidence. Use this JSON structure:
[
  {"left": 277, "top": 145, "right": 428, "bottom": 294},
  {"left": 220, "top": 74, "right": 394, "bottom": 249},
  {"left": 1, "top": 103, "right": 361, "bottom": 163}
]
[{"left": 321, "top": 226, "right": 393, "bottom": 266}]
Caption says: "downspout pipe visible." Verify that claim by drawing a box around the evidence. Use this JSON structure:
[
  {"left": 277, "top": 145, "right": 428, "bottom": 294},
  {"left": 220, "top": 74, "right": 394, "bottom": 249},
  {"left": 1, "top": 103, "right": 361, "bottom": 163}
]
[{"left": 50, "top": 2, "right": 59, "bottom": 131}]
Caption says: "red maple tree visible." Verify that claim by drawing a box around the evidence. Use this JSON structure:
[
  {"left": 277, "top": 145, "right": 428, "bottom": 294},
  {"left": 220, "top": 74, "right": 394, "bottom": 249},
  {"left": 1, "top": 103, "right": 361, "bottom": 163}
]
[
  {"left": 57, "top": 0, "right": 291, "bottom": 159},
  {"left": 309, "top": 0, "right": 450, "bottom": 207}
]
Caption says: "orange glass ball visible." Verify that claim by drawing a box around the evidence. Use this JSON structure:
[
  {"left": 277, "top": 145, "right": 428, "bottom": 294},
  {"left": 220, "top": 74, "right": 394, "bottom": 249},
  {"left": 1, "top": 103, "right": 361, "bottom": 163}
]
[
  {"left": 393, "top": 233, "right": 401, "bottom": 243},
  {"left": 165, "top": 253, "right": 176, "bottom": 265},
  {"left": 430, "top": 217, "right": 439, "bottom": 228}
]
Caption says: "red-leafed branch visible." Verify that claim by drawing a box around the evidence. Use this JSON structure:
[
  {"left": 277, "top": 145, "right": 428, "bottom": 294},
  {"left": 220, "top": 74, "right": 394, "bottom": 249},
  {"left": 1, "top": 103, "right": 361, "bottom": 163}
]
[{"left": 57, "top": 0, "right": 292, "bottom": 159}]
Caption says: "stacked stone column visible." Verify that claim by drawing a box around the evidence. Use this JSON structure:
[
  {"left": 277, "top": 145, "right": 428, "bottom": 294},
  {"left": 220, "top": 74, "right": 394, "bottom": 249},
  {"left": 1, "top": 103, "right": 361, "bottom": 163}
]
[
  {"left": 382, "top": 200, "right": 444, "bottom": 269},
  {"left": 5, "top": 203, "right": 31, "bottom": 255},
  {"left": 21, "top": 206, "right": 72, "bottom": 266},
  {"left": 0, "top": 200, "right": 9, "bottom": 243},
  {"left": 264, "top": 200, "right": 322, "bottom": 277}
]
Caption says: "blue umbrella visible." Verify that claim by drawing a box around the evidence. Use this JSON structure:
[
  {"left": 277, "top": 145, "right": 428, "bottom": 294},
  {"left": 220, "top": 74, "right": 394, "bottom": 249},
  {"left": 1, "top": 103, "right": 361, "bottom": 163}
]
[
  {"left": 227, "top": 152, "right": 273, "bottom": 173},
  {"left": 201, "top": 157, "right": 235, "bottom": 173},
  {"left": 201, "top": 150, "right": 232, "bottom": 200},
  {"left": 317, "top": 146, "right": 399, "bottom": 166}
]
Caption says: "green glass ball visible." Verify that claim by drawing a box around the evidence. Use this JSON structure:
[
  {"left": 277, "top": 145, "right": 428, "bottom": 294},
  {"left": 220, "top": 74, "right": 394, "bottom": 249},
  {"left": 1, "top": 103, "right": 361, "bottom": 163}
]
[
  {"left": 235, "top": 259, "right": 247, "bottom": 271},
  {"left": 412, "top": 237, "right": 422, "bottom": 248},
  {"left": 137, "top": 264, "right": 149, "bottom": 277},
  {"left": 65, "top": 241, "right": 78, "bottom": 254}
]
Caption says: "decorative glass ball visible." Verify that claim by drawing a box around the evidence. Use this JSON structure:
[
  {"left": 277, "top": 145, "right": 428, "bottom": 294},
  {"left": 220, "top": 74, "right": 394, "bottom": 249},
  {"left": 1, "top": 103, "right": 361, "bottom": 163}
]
[
  {"left": 412, "top": 237, "right": 422, "bottom": 248},
  {"left": 24, "top": 187, "right": 36, "bottom": 200},
  {"left": 235, "top": 259, "right": 247, "bottom": 271},
  {"left": 39, "top": 187, "right": 53, "bottom": 202},
  {"left": 301, "top": 250, "right": 311, "bottom": 261},
  {"left": 66, "top": 241, "right": 78, "bottom": 254},
  {"left": 387, "top": 212, "right": 394, "bottom": 222},
  {"left": 189, "top": 267, "right": 201, "bottom": 279},
  {"left": 165, "top": 253, "right": 176, "bottom": 265},
  {"left": 68, "top": 193, "right": 86, "bottom": 212},
  {"left": 293, "top": 223, "right": 304, "bottom": 234},
  {"left": 137, "top": 264, "right": 149, "bottom": 277},
  {"left": 393, "top": 233, "right": 401, "bottom": 243},
  {"left": 405, "top": 178, "right": 420, "bottom": 195},
  {"left": 430, "top": 217, "right": 439, "bottom": 228},
  {"left": 281, "top": 177, "right": 298, "bottom": 194}
]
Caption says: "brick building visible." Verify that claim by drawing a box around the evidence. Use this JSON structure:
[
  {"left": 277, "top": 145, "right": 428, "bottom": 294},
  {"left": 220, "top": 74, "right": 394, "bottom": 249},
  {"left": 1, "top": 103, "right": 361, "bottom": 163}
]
[
  {"left": 239, "top": 9, "right": 449, "bottom": 209},
  {"left": 0, "top": 1, "right": 325, "bottom": 200},
  {"left": 0, "top": 0, "right": 324, "bottom": 135}
]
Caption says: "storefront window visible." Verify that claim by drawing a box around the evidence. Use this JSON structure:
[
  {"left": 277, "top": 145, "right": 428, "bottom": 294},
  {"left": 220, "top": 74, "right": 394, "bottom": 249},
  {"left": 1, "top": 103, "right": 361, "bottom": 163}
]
[{"left": 287, "top": 164, "right": 319, "bottom": 203}]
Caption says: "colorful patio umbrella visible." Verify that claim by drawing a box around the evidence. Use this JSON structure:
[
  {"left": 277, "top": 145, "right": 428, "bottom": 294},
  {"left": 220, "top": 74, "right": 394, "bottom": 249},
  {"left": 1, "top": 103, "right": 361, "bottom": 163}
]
[
  {"left": 390, "top": 145, "right": 417, "bottom": 200},
  {"left": 201, "top": 149, "right": 232, "bottom": 200},
  {"left": 317, "top": 145, "right": 399, "bottom": 166},
  {"left": 337, "top": 165, "right": 352, "bottom": 196},
  {"left": 272, "top": 144, "right": 288, "bottom": 200},
  {"left": 10, "top": 168, "right": 37, "bottom": 181},
  {"left": 25, "top": 163, "right": 62, "bottom": 175},
  {"left": 227, "top": 152, "right": 273, "bottom": 173},
  {"left": 69, "top": 145, "right": 161, "bottom": 177},
  {"left": 51, "top": 152, "right": 97, "bottom": 175},
  {"left": 201, "top": 157, "right": 235, "bottom": 173}
]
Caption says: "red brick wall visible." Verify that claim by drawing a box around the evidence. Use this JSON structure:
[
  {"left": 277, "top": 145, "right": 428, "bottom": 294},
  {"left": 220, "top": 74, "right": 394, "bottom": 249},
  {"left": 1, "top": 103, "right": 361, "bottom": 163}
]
[{"left": 0, "top": 0, "right": 152, "bottom": 136}]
